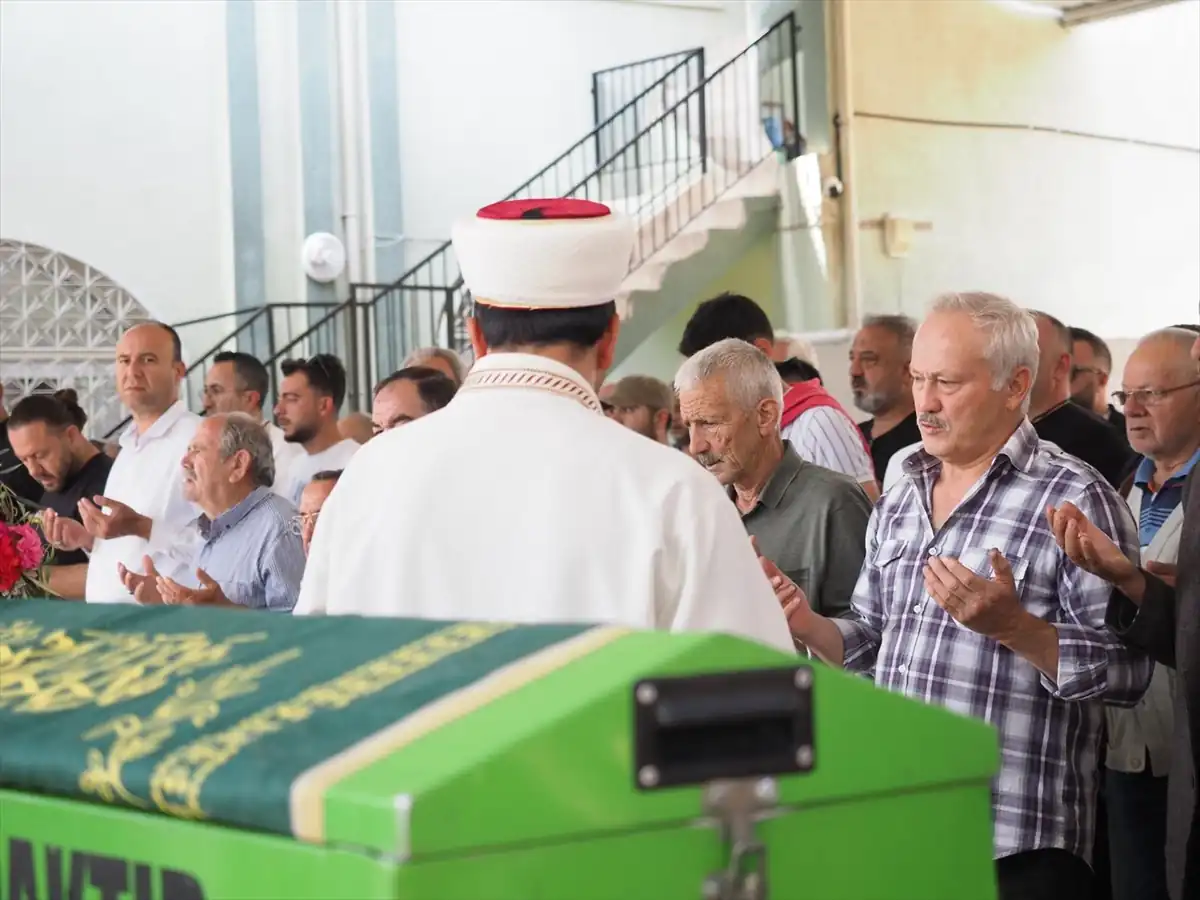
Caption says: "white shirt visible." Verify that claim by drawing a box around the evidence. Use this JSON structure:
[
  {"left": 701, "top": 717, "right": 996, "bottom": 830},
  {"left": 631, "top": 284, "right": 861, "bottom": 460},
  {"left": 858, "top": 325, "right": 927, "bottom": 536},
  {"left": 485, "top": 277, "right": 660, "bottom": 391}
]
[
  {"left": 283, "top": 438, "right": 360, "bottom": 504},
  {"left": 265, "top": 421, "right": 305, "bottom": 499},
  {"left": 782, "top": 407, "right": 875, "bottom": 486},
  {"left": 85, "top": 401, "right": 202, "bottom": 603},
  {"left": 296, "top": 353, "right": 792, "bottom": 653},
  {"left": 882, "top": 440, "right": 923, "bottom": 492}
]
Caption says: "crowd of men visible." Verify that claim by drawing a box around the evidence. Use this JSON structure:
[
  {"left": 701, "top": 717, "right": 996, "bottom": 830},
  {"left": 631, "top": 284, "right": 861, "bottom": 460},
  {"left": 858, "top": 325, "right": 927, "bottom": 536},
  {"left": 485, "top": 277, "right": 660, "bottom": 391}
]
[{"left": 1, "top": 197, "right": 1198, "bottom": 900}]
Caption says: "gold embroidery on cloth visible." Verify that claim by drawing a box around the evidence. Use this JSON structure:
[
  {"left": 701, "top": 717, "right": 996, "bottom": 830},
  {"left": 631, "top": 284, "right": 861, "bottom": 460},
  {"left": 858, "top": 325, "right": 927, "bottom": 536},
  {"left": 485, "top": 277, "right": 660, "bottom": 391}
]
[
  {"left": 0, "top": 624, "right": 269, "bottom": 713},
  {"left": 459, "top": 368, "right": 602, "bottom": 414},
  {"left": 147, "top": 621, "right": 513, "bottom": 819}
]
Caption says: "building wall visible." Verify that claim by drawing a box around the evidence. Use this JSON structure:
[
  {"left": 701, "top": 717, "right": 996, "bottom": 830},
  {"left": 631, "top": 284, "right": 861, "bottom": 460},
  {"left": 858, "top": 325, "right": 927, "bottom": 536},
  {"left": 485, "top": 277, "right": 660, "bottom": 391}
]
[
  {"left": 395, "top": 0, "right": 746, "bottom": 246},
  {"left": 0, "top": 0, "right": 236, "bottom": 329},
  {"left": 845, "top": 0, "right": 1200, "bottom": 336}
]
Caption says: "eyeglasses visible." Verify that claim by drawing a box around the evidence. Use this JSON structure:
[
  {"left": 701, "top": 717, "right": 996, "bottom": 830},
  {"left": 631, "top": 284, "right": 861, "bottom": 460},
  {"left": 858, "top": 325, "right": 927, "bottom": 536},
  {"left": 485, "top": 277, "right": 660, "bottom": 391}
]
[
  {"left": 286, "top": 512, "right": 320, "bottom": 536},
  {"left": 1112, "top": 379, "right": 1200, "bottom": 407}
]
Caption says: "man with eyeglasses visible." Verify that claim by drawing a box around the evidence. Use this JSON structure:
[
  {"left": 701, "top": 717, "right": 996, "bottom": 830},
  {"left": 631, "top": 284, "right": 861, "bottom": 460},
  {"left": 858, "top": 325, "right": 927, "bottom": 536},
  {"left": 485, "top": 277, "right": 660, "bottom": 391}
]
[
  {"left": 292, "top": 470, "right": 341, "bottom": 556},
  {"left": 1029, "top": 311, "right": 1133, "bottom": 487},
  {"left": 204, "top": 351, "right": 304, "bottom": 498},
  {"left": 1085, "top": 326, "right": 1200, "bottom": 900}
]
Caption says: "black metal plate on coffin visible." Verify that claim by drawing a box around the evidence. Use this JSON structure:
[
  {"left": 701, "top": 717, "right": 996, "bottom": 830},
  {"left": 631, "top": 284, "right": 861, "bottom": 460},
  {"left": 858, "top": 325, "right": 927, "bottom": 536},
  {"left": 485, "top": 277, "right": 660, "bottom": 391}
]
[{"left": 632, "top": 666, "right": 815, "bottom": 791}]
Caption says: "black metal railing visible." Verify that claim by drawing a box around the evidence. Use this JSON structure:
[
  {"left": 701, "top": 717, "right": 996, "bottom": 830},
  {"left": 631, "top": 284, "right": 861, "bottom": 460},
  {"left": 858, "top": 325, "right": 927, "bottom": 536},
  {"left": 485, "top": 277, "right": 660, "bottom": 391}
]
[
  {"left": 368, "top": 13, "right": 799, "bottom": 381},
  {"left": 98, "top": 15, "right": 801, "bottom": 432},
  {"left": 592, "top": 48, "right": 706, "bottom": 197}
]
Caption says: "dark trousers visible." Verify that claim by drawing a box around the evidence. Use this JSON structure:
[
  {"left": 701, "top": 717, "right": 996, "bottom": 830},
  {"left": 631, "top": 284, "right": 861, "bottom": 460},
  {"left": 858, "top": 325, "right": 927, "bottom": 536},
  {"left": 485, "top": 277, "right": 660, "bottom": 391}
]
[
  {"left": 1107, "top": 767, "right": 1171, "bottom": 900},
  {"left": 997, "top": 849, "right": 1094, "bottom": 900}
]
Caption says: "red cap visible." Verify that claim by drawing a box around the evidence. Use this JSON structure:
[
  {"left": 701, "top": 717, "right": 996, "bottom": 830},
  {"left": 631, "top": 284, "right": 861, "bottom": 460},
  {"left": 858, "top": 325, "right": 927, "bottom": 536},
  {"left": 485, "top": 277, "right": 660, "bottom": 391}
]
[{"left": 476, "top": 198, "right": 612, "bottom": 221}]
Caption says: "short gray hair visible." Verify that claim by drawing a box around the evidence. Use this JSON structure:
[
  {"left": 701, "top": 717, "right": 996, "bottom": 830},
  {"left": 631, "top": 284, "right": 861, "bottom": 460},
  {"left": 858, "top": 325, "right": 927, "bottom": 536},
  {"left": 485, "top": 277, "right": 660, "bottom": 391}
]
[
  {"left": 861, "top": 314, "right": 917, "bottom": 355},
  {"left": 216, "top": 412, "right": 275, "bottom": 488},
  {"left": 929, "top": 293, "right": 1040, "bottom": 413},
  {"left": 402, "top": 346, "right": 467, "bottom": 384},
  {"left": 675, "top": 338, "right": 785, "bottom": 422}
]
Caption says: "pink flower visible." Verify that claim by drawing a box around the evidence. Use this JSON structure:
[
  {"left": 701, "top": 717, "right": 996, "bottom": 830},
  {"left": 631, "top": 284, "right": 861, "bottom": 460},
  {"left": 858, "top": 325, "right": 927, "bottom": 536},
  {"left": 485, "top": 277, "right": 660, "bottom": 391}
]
[{"left": 12, "top": 524, "right": 44, "bottom": 570}]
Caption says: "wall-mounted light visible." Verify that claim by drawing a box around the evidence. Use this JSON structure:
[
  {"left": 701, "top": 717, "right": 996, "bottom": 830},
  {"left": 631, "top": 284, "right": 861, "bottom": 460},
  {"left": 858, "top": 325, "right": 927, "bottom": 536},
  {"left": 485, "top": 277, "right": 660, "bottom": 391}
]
[{"left": 302, "top": 232, "right": 347, "bottom": 283}]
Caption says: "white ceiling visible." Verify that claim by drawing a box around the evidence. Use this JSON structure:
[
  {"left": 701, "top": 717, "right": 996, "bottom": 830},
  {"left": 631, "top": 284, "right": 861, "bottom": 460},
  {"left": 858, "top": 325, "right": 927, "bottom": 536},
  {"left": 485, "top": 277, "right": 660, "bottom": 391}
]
[{"left": 1026, "top": 0, "right": 1184, "bottom": 26}]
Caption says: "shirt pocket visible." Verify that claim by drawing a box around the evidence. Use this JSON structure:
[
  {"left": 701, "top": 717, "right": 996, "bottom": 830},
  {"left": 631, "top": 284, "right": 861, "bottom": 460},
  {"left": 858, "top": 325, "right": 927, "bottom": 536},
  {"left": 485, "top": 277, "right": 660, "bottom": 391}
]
[
  {"left": 957, "top": 548, "right": 1049, "bottom": 616},
  {"left": 872, "top": 539, "right": 913, "bottom": 615}
]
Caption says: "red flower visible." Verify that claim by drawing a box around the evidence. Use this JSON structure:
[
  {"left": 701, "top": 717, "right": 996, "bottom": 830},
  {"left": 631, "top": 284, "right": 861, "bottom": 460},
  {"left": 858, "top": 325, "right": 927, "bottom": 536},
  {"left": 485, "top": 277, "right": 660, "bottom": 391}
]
[{"left": 0, "top": 528, "right": 22, "bottom": 593}]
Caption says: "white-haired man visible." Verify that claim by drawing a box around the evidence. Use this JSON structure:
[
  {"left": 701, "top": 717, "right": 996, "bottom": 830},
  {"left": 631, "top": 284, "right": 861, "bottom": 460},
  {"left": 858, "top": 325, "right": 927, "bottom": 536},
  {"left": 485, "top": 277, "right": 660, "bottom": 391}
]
[
  {"left": 296, "top": 198, "right": 791, "bottom": 652},
  {"left": 402, "top": 346, "right": 468, "bottom": 386},
  {"left": 763, "top": 292, "right": 1151, "bottom": 899},
  {"left": 677, "top": 339, "right": 871, "bottom": 623}
]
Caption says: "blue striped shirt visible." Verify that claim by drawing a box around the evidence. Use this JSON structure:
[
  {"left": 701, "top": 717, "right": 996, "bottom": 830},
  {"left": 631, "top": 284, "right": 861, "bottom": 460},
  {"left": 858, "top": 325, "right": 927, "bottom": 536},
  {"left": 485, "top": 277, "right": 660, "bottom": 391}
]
[
  {"left": 189, "top": 487, "right": 306, "bottom": 612},
  {"left": 1133, "top": 447, "right": 1200, "bottom": 547}
]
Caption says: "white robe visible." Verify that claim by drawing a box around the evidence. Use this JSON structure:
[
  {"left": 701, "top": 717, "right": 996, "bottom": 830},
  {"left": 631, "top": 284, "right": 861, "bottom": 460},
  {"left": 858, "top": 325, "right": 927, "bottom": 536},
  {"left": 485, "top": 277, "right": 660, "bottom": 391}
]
[{"left": 295, "top": 352, "right": 794, "bottom": 653}]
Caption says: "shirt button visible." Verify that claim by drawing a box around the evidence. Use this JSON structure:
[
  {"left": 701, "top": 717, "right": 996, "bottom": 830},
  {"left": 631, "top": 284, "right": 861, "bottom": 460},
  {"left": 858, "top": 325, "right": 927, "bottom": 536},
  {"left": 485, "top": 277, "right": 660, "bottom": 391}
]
[
  {"left": 927, "top": 546, "right": 939, "bottom": 557},
  {"left": 898, "top": 664, "right": 907, "bottom": 673},
  {"left": 1129, "top": 756, "right": 1144, "bottom": 773},
  {"left": 913, "top": 603, "right": 923, "bottom": 612}
]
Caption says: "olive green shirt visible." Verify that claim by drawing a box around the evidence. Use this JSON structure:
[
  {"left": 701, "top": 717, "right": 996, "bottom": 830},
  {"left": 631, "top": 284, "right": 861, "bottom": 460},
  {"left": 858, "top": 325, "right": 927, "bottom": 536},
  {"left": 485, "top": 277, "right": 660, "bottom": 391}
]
[{"left": 733, "top": 444, "right": 871, "bottom": 619}]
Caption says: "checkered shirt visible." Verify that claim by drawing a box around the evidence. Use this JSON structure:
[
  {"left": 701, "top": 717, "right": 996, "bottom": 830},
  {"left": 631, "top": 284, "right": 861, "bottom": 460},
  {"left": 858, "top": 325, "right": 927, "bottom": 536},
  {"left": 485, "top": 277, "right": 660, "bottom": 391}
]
[{"left": 834, "top": 419, "right": 1152, "bottom": 862}]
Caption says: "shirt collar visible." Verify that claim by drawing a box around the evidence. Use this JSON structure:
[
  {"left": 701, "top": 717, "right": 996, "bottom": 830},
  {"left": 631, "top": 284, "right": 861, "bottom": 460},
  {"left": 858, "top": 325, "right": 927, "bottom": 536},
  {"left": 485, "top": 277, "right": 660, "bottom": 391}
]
[
  {"left": 902, "top": 418, "right": 1039, "bottom": 478},
  {"left": 197, "top": 486, "right": 271, "bottom": 541},
  {"left": 1134, "top": 445, "right": 1200, "bottom": 490},
  {"left": 119, "top": 400, "right": 190, "bottom": 450},
  {"left": 755, "top": 443, "right": 805, "bottom": 510},
  {"left": 459, "top": 352, "right": 603, "bottom": 414}
]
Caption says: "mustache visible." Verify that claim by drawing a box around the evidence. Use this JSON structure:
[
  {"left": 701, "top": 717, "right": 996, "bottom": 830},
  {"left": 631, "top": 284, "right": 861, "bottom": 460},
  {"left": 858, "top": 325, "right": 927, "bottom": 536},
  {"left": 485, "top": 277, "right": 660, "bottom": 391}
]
[
  {"left": 918, "top": 414, "right": 947, "bottom": 430},
  {"left": 695, "top": 452, "right": 722, "bottom": 468},
  {"left": 850, "top": 376, "right": 867, "bottom": 390}
]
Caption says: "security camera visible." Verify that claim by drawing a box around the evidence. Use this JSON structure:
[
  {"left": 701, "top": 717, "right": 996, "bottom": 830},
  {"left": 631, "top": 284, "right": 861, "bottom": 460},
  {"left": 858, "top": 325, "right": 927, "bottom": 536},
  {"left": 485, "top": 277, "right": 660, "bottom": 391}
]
[{"left": 823, "top": 175, "right": 844, "bottom": 199}]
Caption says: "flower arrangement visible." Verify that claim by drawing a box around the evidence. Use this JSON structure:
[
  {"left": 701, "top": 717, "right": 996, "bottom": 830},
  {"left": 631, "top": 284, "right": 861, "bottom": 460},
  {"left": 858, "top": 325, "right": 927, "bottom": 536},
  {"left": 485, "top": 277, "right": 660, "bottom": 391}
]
[{"left": 0, "top": 482, "right": 54, "bottom": 598}]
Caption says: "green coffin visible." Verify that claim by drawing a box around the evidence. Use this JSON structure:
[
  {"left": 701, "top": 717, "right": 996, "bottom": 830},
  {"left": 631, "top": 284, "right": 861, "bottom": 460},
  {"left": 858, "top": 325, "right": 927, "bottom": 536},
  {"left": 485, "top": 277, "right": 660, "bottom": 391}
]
[{"left": 0, "top": 599, "right": 1000, "bottom": 900}]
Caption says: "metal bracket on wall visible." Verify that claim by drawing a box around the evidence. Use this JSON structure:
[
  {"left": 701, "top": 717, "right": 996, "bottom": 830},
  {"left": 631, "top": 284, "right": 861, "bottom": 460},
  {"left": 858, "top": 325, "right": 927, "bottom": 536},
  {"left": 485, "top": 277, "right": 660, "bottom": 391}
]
[{"left": 701, "top": 778, "right": 779, "bottom": 900}]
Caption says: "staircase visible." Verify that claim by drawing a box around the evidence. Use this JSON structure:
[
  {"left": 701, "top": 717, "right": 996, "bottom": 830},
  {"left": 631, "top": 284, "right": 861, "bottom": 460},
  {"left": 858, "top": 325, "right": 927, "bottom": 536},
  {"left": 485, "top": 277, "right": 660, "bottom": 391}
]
[{"left": 111, "top": 12, "right": 802, "bottom": 436}]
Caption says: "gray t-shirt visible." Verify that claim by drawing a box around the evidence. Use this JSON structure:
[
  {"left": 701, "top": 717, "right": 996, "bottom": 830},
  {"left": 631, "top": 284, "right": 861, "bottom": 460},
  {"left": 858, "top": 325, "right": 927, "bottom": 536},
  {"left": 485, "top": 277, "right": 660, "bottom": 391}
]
[{"left": 735, "top": 444, "right": 872, "bottom": 619}]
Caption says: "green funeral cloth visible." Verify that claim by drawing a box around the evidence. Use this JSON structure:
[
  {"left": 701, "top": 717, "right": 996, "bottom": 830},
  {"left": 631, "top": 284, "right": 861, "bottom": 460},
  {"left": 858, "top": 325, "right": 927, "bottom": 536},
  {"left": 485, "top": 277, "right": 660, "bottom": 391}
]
[{"left": 0, "top": 599, "right": 591, "bottom": 839}]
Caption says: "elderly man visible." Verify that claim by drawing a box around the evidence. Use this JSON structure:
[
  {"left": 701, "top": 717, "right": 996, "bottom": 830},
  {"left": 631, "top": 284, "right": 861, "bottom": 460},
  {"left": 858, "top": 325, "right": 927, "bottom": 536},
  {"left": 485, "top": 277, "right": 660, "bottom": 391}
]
[
  {"left": 204, "top": 350, "right": 304, "bottom": 496},
  {"left": 371, "top": 366, "right": 458, "bottom": 434},
  {"left": 850, "top": 315, "right": 921, "bottom": 483},
  {"left": 1091, "top": 327, "right": 1200, "bottom": 900},
  {"left": 294, "top": 469, "right": 341, "bottom": 556},
  {"left": 767, "top": 292, "right": 1151, "bottom": 900},
  {"left": 402, "top": 346, "right": 468, "bottom": 385},
  {"left": 1030, "top": 311, "right": 1132, "bottom": 487},
  {"left": 119, "top": 413, "right": 305, "bottom": 612},
  {"left": 680, "top": 292, "right": 879, "bottom": 500},
  {"left": 677, "top": 339, "right": 870, "bottom": 622},
  {"left": 296, "top": 198, "right": 790, "bottom": 652},
  {"left": 1049, "top": 326, "right": 1200, "bottom": 900},
  {"left": 604, "top": 375, "right": 674, "bottom": 444}
]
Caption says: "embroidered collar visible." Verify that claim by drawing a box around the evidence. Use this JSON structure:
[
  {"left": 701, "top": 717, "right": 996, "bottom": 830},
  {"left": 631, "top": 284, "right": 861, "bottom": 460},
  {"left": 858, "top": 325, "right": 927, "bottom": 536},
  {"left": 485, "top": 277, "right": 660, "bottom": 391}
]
[{"left": 458, "top": 353, "right": 603, "bottom": 414}]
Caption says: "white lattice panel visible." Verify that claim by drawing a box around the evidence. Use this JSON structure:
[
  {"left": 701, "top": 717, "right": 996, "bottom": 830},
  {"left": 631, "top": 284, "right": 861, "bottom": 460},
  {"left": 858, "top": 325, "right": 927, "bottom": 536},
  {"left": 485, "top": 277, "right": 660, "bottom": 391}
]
[{"left": 0, "top": 239, "right": 152, "bottom": 437}]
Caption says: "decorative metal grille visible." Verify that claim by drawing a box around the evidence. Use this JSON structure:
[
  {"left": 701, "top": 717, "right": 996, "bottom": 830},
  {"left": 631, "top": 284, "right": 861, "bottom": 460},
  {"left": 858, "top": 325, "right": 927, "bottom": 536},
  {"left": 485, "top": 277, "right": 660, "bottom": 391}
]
[{"left": 0, "top": 239, "right": 153, "bottom": 438}]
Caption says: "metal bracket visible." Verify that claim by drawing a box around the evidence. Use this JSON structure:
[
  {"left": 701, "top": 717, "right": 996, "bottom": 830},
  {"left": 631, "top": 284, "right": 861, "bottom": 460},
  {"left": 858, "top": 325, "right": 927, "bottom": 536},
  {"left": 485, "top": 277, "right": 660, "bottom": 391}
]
[{"left": 700, "top": 778, "right": 778, "bottom": 900}]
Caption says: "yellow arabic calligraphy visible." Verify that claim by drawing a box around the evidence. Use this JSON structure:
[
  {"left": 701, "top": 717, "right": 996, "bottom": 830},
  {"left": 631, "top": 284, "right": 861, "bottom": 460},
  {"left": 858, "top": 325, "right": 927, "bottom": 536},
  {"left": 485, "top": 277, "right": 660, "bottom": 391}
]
[
  {"left": 0, "top": 624, "right": 269, "bottom": 713},
  {"left": 78, "top": 649, "right": 301, "bottom": 808},
  {"left": 148, "top": 621, "right": 513, "bottom": 818}
]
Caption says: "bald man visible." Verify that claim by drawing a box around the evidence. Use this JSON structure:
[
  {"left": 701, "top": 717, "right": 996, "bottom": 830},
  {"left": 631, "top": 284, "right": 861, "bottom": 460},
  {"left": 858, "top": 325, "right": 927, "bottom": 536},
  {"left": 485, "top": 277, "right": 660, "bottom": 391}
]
[{"left": 42, "top": 323, "right": 202, "bottom": 604}]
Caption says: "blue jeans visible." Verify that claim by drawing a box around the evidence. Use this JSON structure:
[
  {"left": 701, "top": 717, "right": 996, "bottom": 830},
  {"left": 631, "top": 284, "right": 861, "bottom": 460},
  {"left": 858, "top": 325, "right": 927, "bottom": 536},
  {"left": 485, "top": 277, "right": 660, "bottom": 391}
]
[{"left": 1107, "top": 766, "right": 1170, "bottom": 900}]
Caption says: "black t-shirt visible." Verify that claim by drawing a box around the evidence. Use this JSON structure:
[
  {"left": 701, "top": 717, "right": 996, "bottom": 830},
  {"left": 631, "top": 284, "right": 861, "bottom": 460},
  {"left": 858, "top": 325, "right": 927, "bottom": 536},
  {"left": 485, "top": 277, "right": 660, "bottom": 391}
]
[
  {"left": 1, "top": 422, "right": 44, "bottom": 508},
  {"left": 41, "top": 452, "right": 115, "bottom": 566},
  {"left": 1033, "top": 401, "right": 1133, "bottom": 488},
  {"left": 860, "top": 412, "right": 922, "bottom": 483}
]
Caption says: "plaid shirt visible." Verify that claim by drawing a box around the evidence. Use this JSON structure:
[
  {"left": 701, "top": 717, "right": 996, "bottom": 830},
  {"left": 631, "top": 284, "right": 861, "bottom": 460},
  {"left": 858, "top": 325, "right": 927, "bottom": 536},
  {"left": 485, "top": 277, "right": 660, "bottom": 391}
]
[{"left": 834, "top": 419, "right": 1151, "bottom": 861}]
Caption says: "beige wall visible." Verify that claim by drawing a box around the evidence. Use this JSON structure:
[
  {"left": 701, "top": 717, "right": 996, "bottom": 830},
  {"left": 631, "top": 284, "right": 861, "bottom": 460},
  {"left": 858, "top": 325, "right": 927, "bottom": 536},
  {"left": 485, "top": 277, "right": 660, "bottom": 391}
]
[{"left": 844, "top": 0, "right": 1200, "bottom": 338}]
